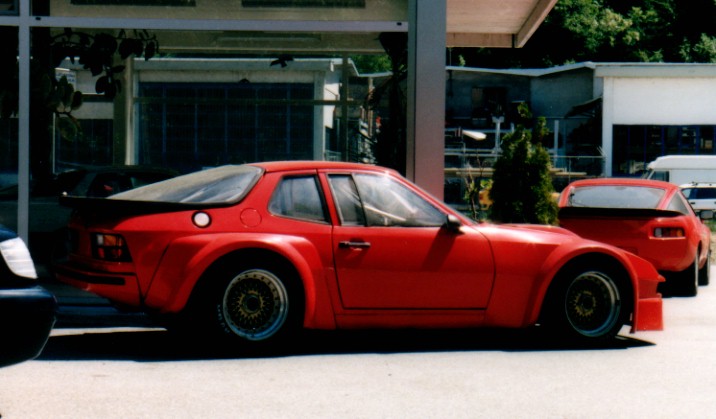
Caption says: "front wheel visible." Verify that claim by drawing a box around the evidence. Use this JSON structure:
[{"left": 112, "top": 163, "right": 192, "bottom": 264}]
[{"left": 544, "top": 265, "right": 628, "bottom": 341}]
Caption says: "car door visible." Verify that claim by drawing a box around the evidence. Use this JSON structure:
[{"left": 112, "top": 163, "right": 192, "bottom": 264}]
[{"left": 327, "top": 172, "right": 494, "bottom": 310}]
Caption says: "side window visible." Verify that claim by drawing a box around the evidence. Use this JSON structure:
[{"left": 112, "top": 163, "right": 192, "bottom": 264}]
[
  {"left": 269, "top": 176, "right": 328, "bottom": 223},
  {"left": 701, "top": 188, "right": 716, "bottom": 199},
  {"left": 649, "top": 171, "right": 668, "bottom": 182},
  {"left": 328, "top": 175, "right": 366, "bottom": 226},
  {"left": 667, "top": 193, "right": 692, "bottom": 215},
  {"left": 353, "top": 173, "right": 446, "bottom": 227}
]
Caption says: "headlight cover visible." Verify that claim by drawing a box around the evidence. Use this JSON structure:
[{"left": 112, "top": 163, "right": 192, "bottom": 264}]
[{"left": 0, "top": 237, "right": 38, "bottom": 279}]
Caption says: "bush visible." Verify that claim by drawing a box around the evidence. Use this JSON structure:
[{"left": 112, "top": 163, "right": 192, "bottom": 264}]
[{"left": 489, "top": 104, "right": 558, "bottom": 225}]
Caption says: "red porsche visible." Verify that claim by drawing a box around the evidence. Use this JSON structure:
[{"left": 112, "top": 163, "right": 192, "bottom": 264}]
[
  {"left": 55, "top": 161, "right": 663, "bottom": 347},
  {"left": 558, "top": 178, "right": 712, "bottom": 297}
]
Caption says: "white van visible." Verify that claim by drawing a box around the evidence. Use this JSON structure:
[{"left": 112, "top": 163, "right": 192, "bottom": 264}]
[
  {"left": 643, "top": 155, "right": 716, "bottom": 185},
  {"left": 680, "top": 182, "right": 716, "bottom": 212}
]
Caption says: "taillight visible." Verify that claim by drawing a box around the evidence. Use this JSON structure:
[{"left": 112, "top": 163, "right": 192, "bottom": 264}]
[
  {"left": 653, "top": 227, "right": 685, "bottom": 238},
  {"left": 92, "top": 233, "right": 132, "bottom": 262}
]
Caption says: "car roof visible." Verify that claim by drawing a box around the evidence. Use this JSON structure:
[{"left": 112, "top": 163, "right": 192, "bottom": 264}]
[
  {"left": 248, "top": 160, "right": 396, "bottom": 175},
  {"left": 567, "top": 177, "right": 676, "bottom": 190}
]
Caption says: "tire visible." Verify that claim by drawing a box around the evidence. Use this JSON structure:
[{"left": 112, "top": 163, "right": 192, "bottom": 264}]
[
  {"left": 545, "top": 265, "right": 627, "bottom": 341},
  {"left": 181, "top": 258, "right": 304, "bottom": 351},
  {"left": 678, "top": 257, "right": 699, "bottom": 297},
  {"left": 218, "top": 268, "right": 291, "bottom": 342},
  {"left": 698, "top": 250, "right": 711, "bottom": 287}
]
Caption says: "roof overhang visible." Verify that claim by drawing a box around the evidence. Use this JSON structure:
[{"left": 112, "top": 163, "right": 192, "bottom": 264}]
[
  {"left": 447, "top": 0, "right": 559, "bottom": 48},
  {"left": 44, "top": 0, "right": 557, "bottom": 54}
]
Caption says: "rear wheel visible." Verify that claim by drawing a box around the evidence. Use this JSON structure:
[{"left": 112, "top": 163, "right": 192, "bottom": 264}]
[
  {"left": 677, "top": 257, "right": 699, "bottom": 297},
  {"left": 180, "top": 258, "right": 304, "bottom": 350},
  {"left": 544, "top": 264, "right": 628, "bottom": 341},
  {"left": 219, "top": 268, "right": 290, "bottom": 341},
  {"left": 698, "top": 251, "right": 711, "bottom": 287}
]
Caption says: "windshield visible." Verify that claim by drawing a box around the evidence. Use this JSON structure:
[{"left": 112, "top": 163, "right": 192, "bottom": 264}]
[
  {"left": 109, "top": 165, "right": 263, "bottom": 204},
  {"left": 568, "top": 185, "right": 665, "bottom": 209}
]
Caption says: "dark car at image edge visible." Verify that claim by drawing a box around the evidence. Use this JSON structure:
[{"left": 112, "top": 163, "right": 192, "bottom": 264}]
[{"left": 0, "top": 225, "right": 56, "bottom": 367}]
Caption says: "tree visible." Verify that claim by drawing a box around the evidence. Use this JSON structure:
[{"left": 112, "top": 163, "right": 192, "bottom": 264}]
[
  {"left": 489, "top": 103, "right": 558, "bottom": 225},
  {"left": 363, "top": 32, "right": 408, "bottom": 174},
  {"left": 453, "top": 0, "right": 716, "bottom": 68}
]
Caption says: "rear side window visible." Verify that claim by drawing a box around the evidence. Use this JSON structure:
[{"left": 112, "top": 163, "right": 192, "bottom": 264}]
[
  {"left": 269, "top": 176, "right": 328, "bottom": 223},
  {"left": 667, "top": 193, "right": 692, "bottom": 215}
]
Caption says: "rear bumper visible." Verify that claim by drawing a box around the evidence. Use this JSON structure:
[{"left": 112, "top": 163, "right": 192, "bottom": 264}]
[
  {"left": 54, "top": 262, "right": 141, "bottom": 307},
  {"left": 0, "top": 285, "right": 57, "bottom": 366}
]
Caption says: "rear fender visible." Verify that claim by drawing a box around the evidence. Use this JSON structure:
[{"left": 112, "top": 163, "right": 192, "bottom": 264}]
[{"left": 143, "top": 233, "right": 336, "bottom": 329}]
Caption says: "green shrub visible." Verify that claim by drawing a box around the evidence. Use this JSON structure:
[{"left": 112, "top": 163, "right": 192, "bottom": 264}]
[{"left": 489, "top": 104, "right": 558, "bottom": 225}]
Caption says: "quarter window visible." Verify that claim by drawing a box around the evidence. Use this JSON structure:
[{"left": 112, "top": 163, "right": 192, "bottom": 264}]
[
  {"left": 269, "top": 176, "right": 328, "bottom": 223},
  {"left": 667, "top": 193, "right": 692, "bottom": 215}
]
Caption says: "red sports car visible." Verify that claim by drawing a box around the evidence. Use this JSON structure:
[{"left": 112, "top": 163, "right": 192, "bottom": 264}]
[
  {"left": 558, "top": 178, "right": 712, "bottom": 297},
  {"left": 55, "top": 161, "right": 663, "bottom": 347}
]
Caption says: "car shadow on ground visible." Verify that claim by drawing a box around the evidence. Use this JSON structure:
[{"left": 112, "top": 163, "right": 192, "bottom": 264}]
[{"left": 37, "top": 324, "right": 655, "bottom": 363}]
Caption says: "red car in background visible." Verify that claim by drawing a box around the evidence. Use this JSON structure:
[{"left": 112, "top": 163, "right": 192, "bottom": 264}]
[
  {"left": 55, "top": 162, "right": 663, "bottom": 348},
  {"left": 558, "top": 178, "right": 712, "bottom": 297}
]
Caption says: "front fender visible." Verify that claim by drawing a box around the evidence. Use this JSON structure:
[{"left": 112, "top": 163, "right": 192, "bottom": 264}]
[
  {"left": 525, "top": 241, "right": 663, "bottom": 331},
  {"left": 143, "top": 233, "right": 336, "bottom": 329}
]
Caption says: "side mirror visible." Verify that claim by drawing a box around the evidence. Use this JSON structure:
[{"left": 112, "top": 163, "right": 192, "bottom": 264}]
[
  {"left": 699, "top": 209, "right": 714, "bottom": 221},
  {"left": 443, "top": 214, "right": 462, "bottom": 233}
]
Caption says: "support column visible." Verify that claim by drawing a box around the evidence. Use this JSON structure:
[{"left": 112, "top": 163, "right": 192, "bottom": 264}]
[
  {"left": 407, "top": 0, "right": 446, "bottom": 199},
  {"left": 602, "top": 78, "right": 614, "bottom": 177},
  {"left": 17, "top": 1, "right": 30, "bottom": 242}
]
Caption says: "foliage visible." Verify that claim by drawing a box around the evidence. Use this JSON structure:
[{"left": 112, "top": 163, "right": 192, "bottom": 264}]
[
  {"left": 489, "top": 103, "right": 558, "bottom": 225},
  {"left": 453, "top": 0, "right": 716, "bottom": 67},
  {"left": 351, "top": 54, "right": 392, "bottom": 74},
  {"left": 363, "top": 33, "right": 408, "bottom": 174},
  {"left": 463, "top": 175, "right": 491, "bottom": 221},
  {"left": 1, "top": 29, "right": 158, "bottom": 120},
  {"left": 0, "top": 28, "right": 159, "bottom": 179},
  {"left": 52, "top": 28, "right": 158, "bottom": 101}
]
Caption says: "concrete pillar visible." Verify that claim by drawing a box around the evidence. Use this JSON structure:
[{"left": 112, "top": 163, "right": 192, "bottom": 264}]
[{"left": 407, "top": 0, "right": 446, "bottom": 199}]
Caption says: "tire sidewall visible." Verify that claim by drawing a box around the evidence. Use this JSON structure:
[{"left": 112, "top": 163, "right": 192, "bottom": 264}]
[
  {"left": 210, "top": 261, "right": 303, "bottom": 348},
  {"left": 545, "top": 263, "right": 629, "bottom": 342}
]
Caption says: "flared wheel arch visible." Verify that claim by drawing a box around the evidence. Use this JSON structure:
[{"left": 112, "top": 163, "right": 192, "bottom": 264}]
[
  {"left": 540, "top": 254, "right": 634, "bottom": 340},
  {"left": 185, "top": 249, "right": 306, "bottom": 335}
]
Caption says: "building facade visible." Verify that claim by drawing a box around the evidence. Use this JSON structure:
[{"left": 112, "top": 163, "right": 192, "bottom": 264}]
[{"left": 444, "top": 62, "right": 716, "bottom": 182}]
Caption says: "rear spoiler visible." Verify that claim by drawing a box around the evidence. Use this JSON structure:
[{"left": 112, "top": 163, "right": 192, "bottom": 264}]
[
  {"left": 558, "top": 207, "right": 683, "bottom": 219},
  {"left": 59, "top": 195, "right": 231, "bottom": 216}
]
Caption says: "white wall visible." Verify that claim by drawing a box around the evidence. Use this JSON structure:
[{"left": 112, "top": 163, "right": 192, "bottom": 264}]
[
  {"left": 610, "top": 78, "right": 716, "bottom": 125},
  {"left": 601, "top": 73, "right": 716, "bottom": 175}
]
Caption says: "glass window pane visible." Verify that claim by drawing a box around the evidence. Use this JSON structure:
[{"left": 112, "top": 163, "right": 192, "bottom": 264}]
[
  {"left": 353, "top": 173, "right": 445, "bottom": 227},
  {"left": 328, "top": 174, "right": 365, "bottom": 226},
  {"left": 269, "top": 176, "right": 327, "bottom": 222},
  {"left": 568, "top": 185, "right": 665, "bottom": 209}
]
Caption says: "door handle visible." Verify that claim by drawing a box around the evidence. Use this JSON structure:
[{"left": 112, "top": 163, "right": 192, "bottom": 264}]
[{"left": 339, "top": 241, "right": 371, "bottom": 249}]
